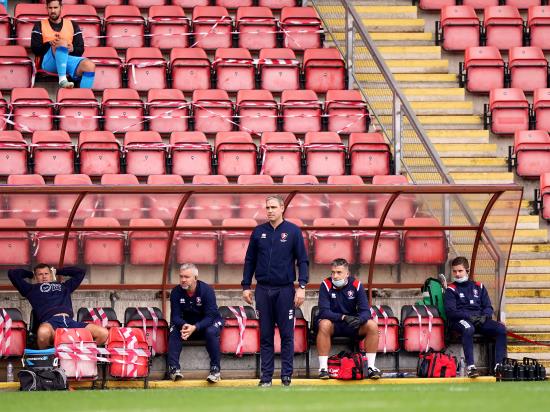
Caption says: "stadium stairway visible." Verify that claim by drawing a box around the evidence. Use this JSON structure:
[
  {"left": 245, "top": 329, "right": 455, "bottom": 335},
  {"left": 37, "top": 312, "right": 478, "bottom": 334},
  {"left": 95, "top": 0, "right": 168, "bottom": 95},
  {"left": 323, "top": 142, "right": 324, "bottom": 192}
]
[{"left": 319, "top": 0, "right": 550, "bottom": 365}]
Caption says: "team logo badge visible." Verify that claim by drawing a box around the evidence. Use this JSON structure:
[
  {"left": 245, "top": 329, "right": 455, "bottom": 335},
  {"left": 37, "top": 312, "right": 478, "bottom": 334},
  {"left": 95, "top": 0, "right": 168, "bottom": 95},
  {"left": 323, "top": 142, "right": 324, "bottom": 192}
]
[
  {"left": 346, "top": 290, "right": 355, "bottom": 299},
  {"left": 331, "top": 293, "right": 336, "bottom": 299},
  {"left": 196, "top": 297, "right": 202, "bottom": 306},
  {"left": 261, "top": 233, "right": 267, "bottom": 239},
  {"left": 473, "top": 289, "right": 479, "bottom": 298},
  {"left": 180, "top": 298, "right": 185, "bottom": 304},
  {"left": 280, "top": 232, "right": 288, "bottom": 243}
]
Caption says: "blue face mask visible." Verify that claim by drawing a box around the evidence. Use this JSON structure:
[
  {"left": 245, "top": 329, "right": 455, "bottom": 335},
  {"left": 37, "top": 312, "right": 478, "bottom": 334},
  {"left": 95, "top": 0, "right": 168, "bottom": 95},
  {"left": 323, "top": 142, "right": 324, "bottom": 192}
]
[
  {"left": 454, "top": 276, "right": 468, "bottom": 284},
  {"left": 332, "top": 278, "right": 348, "bottom": 288}
]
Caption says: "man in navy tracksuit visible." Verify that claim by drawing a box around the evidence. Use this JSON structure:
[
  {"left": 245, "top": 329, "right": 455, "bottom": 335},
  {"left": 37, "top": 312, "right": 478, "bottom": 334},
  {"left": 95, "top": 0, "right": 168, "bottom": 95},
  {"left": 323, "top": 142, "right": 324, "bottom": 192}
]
[
  {"left": 316, "top": 258, "right": 381, "bottom": 380},
  {"left": 168, "top": 263, "right": 224, "bottom": 383},
  {"left": 444, "top": 256, "right": 507, "bottom": 378},
  {"left": 242, "top": 195, "right": 309, "bottom": 387},
  {"left": 8, "top": 263, "right": 108, "bottom": 348}
]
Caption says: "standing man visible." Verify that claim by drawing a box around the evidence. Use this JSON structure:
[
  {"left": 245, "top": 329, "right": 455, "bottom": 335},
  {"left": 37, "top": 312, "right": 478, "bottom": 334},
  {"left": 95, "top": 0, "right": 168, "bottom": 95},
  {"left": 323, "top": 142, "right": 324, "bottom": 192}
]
[
  {"left": 168, "top": 263, "right": 224, "bottom": 383},
  {"left": 31, "top": 0, "right": 96, "bottom": 89},
  {"left": 444, "top": 256, "right": 507, "bottom": 378},
  {"left": 242, "top": 195, "right": 309, "bottom": 387}
]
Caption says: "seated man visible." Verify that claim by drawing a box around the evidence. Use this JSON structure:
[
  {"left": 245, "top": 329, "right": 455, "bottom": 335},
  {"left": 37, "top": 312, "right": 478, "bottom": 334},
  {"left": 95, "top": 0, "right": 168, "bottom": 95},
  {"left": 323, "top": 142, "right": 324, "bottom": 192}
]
[
  {"left": 168, "top": 263, "right": 224, "bottom": 383},
  {"left": 444, "top": 256, "right": 507, "bottom": 378},
  {"left": 8, "top": 264, "right": 108, "bottom": 349},
  {"left": 316, "top": 258, "right": 381, "bottom": 380},
  {"left": 31, "top": 0, "right": 96, "bottom": 89}
]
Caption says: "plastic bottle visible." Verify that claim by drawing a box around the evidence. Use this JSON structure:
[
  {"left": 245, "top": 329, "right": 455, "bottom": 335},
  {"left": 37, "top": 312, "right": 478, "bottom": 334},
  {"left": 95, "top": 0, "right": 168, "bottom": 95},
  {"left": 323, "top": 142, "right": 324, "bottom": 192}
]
[
  {"left": 459, "top": 357, "right": 465, "bottom": 377},
  {"left": 6, "top": 362, "right": 14, "bottom": 382}
]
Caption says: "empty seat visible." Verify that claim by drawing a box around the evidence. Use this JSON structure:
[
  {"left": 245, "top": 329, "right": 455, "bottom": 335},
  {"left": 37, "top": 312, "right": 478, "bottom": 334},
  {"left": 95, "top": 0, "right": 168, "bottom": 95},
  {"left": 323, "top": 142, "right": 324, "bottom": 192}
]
[
  {"left": 513, "top": 130, "right": 550, "bottom": 178},
  {"left": 102, "top": 89, "right": 145, "bottom": 133},
  {"left": 539, "top": 172, "right": 550, "bottom": 219},
  {"left": 149, "top": 6, "right": 189, "bottom": 50},
  {"left": 129, "top": 218, "right": 169, "bottom": 265},
  {"left": 126, "top": 48, "right": 167, "bottom": 92},
  {"left": 221, "top": 218, "right": 256, "bottom": 264},
  {"left": 214, "top": 48, "right": 255, "bottom": 92},
  {"left": 303, "top": 48, "right": 346, "bottom": 93},
  {"left": 6, "top": 175, "right": 48, "bottom": 221},
  {"left": 170, "top": 48, "right": 211, "bottom": 92},
  {"left": 192, "top": 6, "right": 233, "bottom": 50},
  {"left": 462, "top": 46, "right": 505, "bottom": 92},
  {"left": 32, "top": 131, "right": 74, "bottom": 176},
  {"left": 325, "top": 90, "right": 369, "bottom": 133},
  {"left": 82, "top": 47, "right": 124, "bottom": 91},
  {"left": 439, "top": 5, "right": 481, "bottom": 51},
  {"left": 175, "top": 219, "right": 218, "bottom": 264},
  {"left": 79, "top": 131, "right": 121, "bottom": 177},
  {"left": 147, "top": 89, "right": 188, "bottom": 134},
  {"left": 100, "top": 174, "right": 143, "bottom": 221},
  {"left": 0, "top": 219, "right": 30, "bottom": 265},
  {"left": 304, "top": 132, "right": 346, "bottom": 178},
  {"left": 34, "top": 217, "right": 78, "bottom": 266},
  {"left": 311, "top": 218, "right": 354, "bottom": 264},
  {"left": 506, "top": 0, "right": 542, "bottom": 8},
  {"left": 401, "top": 304, "right": 446, "bottom": 352},
  {"left": 258, "top": 48, "right": 300, "bottom": 92},
  {"left": 219, "top": 305, "right": 260, "bottom": 355},
  {"left": 14, "top": 4, "right": 47, "bottom": 48},
  {"left": 403, "top": 217, "right": 447, "bottom": 265},
  {"left": 237, "top": 90, "right": 278, "bottom": 135},
  {"left": 237, "top": 175, "right": 274, "bottom": 219},
  {"left": 418, "top": 0, "right": 455, "bottom": 10},
  {"left": 357, "top": 218, "right": 400, "bottom": 265},
  {"left": 282, "top": 175, "right": 326, "bottom": 222},
  {"left": 259, "top": 132, "right": 301, "bottom": 177},
  {"left": 0, "top": 131, "right": 27, "bottom": 176},
  {"left": 529, "top": 6, "right": 550, "bottom": 51},
  {"left": 326, "top": 175, "right": 368, "bottom": 222},
  {"left": 281, "top": 90, "right": 322, "bottom": 134},
  {"left": 0, "top": 5, "right": 9, "bottom": 47},
  {"left": 488, "top": 88, "right": 529, "bottom": 135},
  {"left": 0, "top": 46, "right": 33, "bottom": 90},
  {"left": 0, "top": 308, "right": 27, "bottom": 357},
  {"left": 215, "top": 131, "right": 257, "bottom": 177},
  {"left": 83, "top": 0, "right": 123, "bottom": 7},
  {"left": 124, "top": 131, "right": 167, "bottom": 176},
  {"left": 82, "top": 217, "right": 125, "bottom": 265},
  {"left": 463, "top": 0, "right": 499, "bottom": 8},
  {"left": 192, "top": 175, "right": 233, "bottom": 221},
  {"left": 259, "top": 0, "right": 297, "bottom": 7},
  {"left": 57, "top": 88, "right": 100, "bottom": 133},
  {"left": 236, "top": 7, "right": 277, "bottom": 50},
  {"left": 349, "top": 132, "right": 392, "bottom": 178},
  {"left": 62, "top": 4, "right": 102, "bottom": 47},
  {"left": 146, "top": 174, "right": 187, "bottom": 221},
  {"left": 534, "top": 88, "right": 550, "bottom": 131},
  {"left": 128, "top": 0, "right": 167, "bottom": 7},
  {"left": 11, "top": 88, "right": 54, "bottom": 133},
  {"left": 484, "top": 6, "right": 524, "bottom": 50},
  {"left": 53, "top": 174, "right": 95, "bottom": 220},
  {"left": 170, "top": 131, "right": 212, "bottom": 177},
  {"left": 215, "top": 0, "right": 253, "bottom": 7},
  {"left": 104, "top": 5, "right": 146, "bottom": 49},
  {"left": 77, "top": 307, "right": 121, "bottom": 328},
  {"left": 509, "top": 47, "right": 548, "bottom": 92},
  {"left": 372, "top": 175, "right": 416, "bottom": 223},
  {"left": 124, "top": 307, "right": 169, "bottom": 355},
  {"left": 285, "top": 217, "right": 310, "bottom": 252},
  {"left": 280, "top": 7, "right": 322, "bottom": 50},
  {"left": 193, "top": 89, "right": 234, "bottom": 133}
]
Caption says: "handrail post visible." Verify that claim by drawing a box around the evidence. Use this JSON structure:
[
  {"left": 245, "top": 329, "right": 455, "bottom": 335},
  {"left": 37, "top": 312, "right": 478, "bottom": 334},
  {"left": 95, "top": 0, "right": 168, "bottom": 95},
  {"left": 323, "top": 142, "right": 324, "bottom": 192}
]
[
  {"left": 393, "top": 94, "right": 402, "bottom": 175},
  {"left": 345, "top": 4, "right": 354, "bottom": 90}
]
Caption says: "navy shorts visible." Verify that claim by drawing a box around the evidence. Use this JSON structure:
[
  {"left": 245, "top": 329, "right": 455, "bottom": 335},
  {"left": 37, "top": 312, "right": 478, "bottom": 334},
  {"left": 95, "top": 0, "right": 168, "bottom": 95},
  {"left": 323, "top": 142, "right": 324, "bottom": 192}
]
[
  {"left": 316, "top": 318, "right": 367, "bottom": 338},
  {"left": 45, "top": 315, "right": 87, "bottom": 330}
]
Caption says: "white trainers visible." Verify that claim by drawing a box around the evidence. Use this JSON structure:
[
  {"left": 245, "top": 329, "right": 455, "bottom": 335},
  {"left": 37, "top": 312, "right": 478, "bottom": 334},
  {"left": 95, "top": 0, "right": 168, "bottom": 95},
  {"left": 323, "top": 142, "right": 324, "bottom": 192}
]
[
  {"left": 206, "top": 366, "right": 221, "bottom": 383},
  {"left": 368, "top": 366, "right": 382, "bottom": 380},
  {"left": 170, "top": 369, "right": 183, "bottom": 381},
  {"left": 59, "top": 79, "right": 74, "bottom": 89}
]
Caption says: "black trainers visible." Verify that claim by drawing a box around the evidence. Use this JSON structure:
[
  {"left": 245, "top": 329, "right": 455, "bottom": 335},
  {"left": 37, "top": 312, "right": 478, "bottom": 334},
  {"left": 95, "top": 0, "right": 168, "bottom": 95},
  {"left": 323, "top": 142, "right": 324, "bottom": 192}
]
[
  {"left": 281, "top": 376, "right": 291, "bottom": 386},
  {"left": 318, "top": 369, "right": 330, "bottom": 380},
  {"left": 368, "top": 366, "right": 382, "bottom": 380},
  {"left": 467, "top": 365, "right": 479, "bottom": 378},
  {"left": 169, "top": 368, "right": 183, "bottom": 382},
  {"left": 207, "top": 366, "right": 221, "bottom": 383},
  {"left": 258, "top": 380, "right": 272, "bottom": 387}
]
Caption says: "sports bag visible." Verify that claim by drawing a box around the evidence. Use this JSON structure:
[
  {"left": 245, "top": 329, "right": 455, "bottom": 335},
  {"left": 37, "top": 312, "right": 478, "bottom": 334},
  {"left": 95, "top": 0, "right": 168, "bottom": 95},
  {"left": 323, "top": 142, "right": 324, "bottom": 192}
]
[
  {"left": 328, "top": 351, "right": 365, "bottom": 380},
  {"left": 417, "top": 277, "right": 447, "bottom": 321},
  {"left": 417, "top": 349, "right": 457, "bottom": 378},
  {"left": 18, "top": 368, "right": 67, "bottom": 391}
]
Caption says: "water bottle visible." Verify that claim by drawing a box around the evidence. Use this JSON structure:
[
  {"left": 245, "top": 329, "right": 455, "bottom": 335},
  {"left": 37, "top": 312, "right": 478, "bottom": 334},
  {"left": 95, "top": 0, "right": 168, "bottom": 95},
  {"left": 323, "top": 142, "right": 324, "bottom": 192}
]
[
  {"left": 459, "top": 357, "right": 465, "bottom": 377},
  {"left": 6, "top": 362, "right": 14, "bottom": 382}
]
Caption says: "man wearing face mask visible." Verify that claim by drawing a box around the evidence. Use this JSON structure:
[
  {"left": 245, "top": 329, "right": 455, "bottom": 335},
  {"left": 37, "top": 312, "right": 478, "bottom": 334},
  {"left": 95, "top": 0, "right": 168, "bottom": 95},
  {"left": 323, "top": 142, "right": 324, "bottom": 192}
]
[
  {"left": 168, "top": 263, "right": 224, "bottom": 383},
  {"left": 315, "top": 258, "right": 381, "bottom": 380},
  {"left": 444, "top": 256, "right": 507, "bottom": 378}
]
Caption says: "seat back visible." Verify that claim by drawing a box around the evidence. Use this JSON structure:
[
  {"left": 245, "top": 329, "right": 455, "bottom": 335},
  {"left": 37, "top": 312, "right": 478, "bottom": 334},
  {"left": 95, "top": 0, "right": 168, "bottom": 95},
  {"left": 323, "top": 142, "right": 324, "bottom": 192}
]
[
  {"left": 77, "top": 307, "right": 121, "bottom": 329},
  {"left": 54, "top": 328, "right": 98, "bottom": 380},
  {"left": 107, "top": 327, "right": 150, "bottom": 378},
  {"left": 124, "top": 307, "right": 168, "bottom": 355},
  {"left": 219, "top": 305, "right": 260, "bottom": 355},
  {"left": 401, "top": 304, "right": 445, "bottom": 352},
  {"left": 0, "top": 308, "right": 26, "bottom": 357}
]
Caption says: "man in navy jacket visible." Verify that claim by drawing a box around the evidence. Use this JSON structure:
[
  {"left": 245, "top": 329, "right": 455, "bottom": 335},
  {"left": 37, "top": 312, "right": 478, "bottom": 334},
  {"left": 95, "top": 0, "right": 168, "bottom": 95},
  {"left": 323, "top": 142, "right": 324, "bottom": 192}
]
[
  {"left": 444, "top": 256, "right": 507, "bottom": 378},
  {"left": 168, "top": 263, "right": 223, "bottom": 383},
  {"left": 242, "top": 195, "right": 309, "bottom": 387},
  {"left": 316, "top": 258, "right": 381, "bottom": 379}
]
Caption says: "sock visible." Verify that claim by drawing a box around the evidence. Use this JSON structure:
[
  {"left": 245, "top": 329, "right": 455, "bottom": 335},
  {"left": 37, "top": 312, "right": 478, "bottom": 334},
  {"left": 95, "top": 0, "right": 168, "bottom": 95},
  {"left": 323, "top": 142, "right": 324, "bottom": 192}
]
[
  {"left": 366, "top": 353, "right": 376, "bottom": 369},
  {"left": 79, "top": 71, "right": 95, "bottom": 89},
  {"left": 55, "top": 46, "right": 69, "bottom": 80},
  {"left": 318, "top": 356, "right": 328, "bottom": 371}
]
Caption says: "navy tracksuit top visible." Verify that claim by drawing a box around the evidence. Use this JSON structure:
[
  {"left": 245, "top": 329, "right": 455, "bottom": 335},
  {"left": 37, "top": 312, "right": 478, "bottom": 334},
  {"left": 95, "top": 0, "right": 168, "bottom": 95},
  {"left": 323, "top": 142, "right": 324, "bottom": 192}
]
[
  {"left": 444, "top": 279, "right": 494, "bottom": 323},
  {"left": 241, "top": 220, "right": 309, "bottom": 289},
  {"left": 318, "top": 276, "right": 371, "bottom": 324},
  {"left": 170, "top": 280, "right": 223, "bottom": 331}
]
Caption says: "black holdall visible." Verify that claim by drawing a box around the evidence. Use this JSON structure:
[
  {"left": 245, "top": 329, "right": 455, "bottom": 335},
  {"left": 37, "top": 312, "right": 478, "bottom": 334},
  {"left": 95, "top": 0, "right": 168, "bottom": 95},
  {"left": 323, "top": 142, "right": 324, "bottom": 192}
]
[{"left": 18, "top": 348, "right": 67, "bottom": 391}]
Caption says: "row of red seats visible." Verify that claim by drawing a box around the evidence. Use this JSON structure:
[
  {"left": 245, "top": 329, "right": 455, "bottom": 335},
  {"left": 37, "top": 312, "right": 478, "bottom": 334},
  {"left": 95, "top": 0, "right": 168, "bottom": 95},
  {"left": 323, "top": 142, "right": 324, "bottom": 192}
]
[
  {"left": 11, "top": 4, "right": 320, "bottom": 50},
  {"left": 416, "top": 0, "right": 545, "bottom": 10},
  {"left": 36, "top": 0, "right": 298, "bottom": 10}
]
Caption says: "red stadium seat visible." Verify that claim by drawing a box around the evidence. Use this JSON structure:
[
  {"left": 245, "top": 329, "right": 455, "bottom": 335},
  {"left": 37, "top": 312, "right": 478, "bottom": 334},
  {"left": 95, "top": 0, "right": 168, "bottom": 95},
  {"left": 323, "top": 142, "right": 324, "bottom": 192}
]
[
  {"left": 147, "top": 89, "right": 189, "bottom": 134},
  {"left": 79, "top": 131, "right": 121, "bottom": 177},
  {"left": 357, "top": 218, "right": 400, "bottom": 265},
  {"left": 285, "top": 217, "right": 310, "bottom": 252},
  {"left": 126, "top": 47, "right": 167, "bottom": 92},
  {"left": 282, "top": 175, "right": 326, "bottom": 223},
  {"left": 192, "top": 175, "right": 233, "bottom": 221},
  {"left": 274, "top": 307, "right": 308, "bottom": 354},
  {"left": 34, "top": 217, "right": 78, "bottom": 266},
  {"left": 439, "top": 5, "right": 480, "bottom": 51},
  {"left": 14, "top": 4, "right": 47, "bottom": 48},
  {"left": 513, "top": 130, "right": 550, "bottom": 178},
  {"left": 401, "top": 304, "right": 445, "bottom": 352},
  {"left": 280, "top": 7, "right": 322, "bottom": 50},
  {"left": 170, "top": 131, "right": 212, "bottom": 177},
  {"left": 214, "top": 48, "right": 255, "bottom": 92},
  {"left": 484, "top": 6, "right": 524, "bottom": 50},
  {"left": 55, "top": 328, "right": 98, "bottom": 381},
  {"left": 418, "top": 0, "right": 454, "bottom": 10},
  {"left": 0, "top": 131, "right": 27, "bottom": 176},
  {"left": 128, "top": 0, "right": 167, "bottom": 7},
  {"left": 53, "top": 174, "right": 95, "bottom": 220},
  {"left": 372, "top": 175, "right": 416, "bottom": 223},
  {"left": 259, "top": 0, "right": 297, "bottom": 7},
  {"left": 534, "top": 88, "right": 550, "bottom": 131},
  {"left": 215, "top": 131, "right": 257, "bottom": 177},
  {"left": 0, "top": 92, "right": 6, "bottom": 131},
  {"left": 57, "top": 88, "right": 100, "bottom": 133},
  {"left": 506, "top": 0, "right": 541, "bottom": 8},
  {"left": 403, "top": 217, "right": 447, "bottom": 265},
  {"left": 540, "top": 172, "right": 550, "bottom": 219},
  {"left": 32, "top": 131, "right": 74, "bottom": 176},
  {"left": 149, "top": 6, "right": 189, "bottom": 50},
  {"left": 6, "top": 174, "right": 48, "bottom": 221},
  {"left": 62, "top": 5, "right": 101, "bottom": 47},
  {"left": 311, "top": 218, "right": 354, "bottom": 264},
  {"left": 124, "top": 131, "right": 167, "bottom": 176},
  {"left": 221, "top": 218, "right": 256, "bottom": 264},
  {"left": 529, "top": 6, "right": 550, "bottom": 51},
  {"left": 124, "top": 307, "right": 169, "bottom": 356},
  {"left": 172, "top": 0, "right": 209, "bottom": 6},
  {"left": 325, "top": 90, "right": 369, "bottom": 134},
  {"left": 258, "top": 48, "right": 300, "bottom": 92},
  {"left": 104, "top": 5, "right": 146, "bottom": 49},
  {"left": 215, "top": 0, "right": 253, "bottom": 7},
  {"left": 237, "top": 175, "right": 274, "bottom": 220},
  {"left": 259, "top": 132, "right": 301, "bottom": 177},
  {"left": 175, "top": 218, "right": 218, "bottom": 264},
  {"left": 170, "top": 48, "right": 211, "bottom": 92},
  {"left": 0, "top": 46, "right": 34, "bottom": 90},
  {"left": 304, "top": 132, "right": 346, "bottom": 178},
  {"left": 82, "top": 47, "right": 123, "bottom": 91},
  {"left": 326, "top": 175, "right": 368, "bottom": 222},
  {"left": 361, "top": 305, "right": 400, "bottom": 353},
  {"left": 102, "top": 89, "right": 145, "bottom": 133},
  {"left": 11, "top": 88, "right": 54, "bottom": 133},
  {"left": 0, "top": 6, "right": 9, "bottom": 47},
  {"left": 82, "top": 217, "right": 125, "bottom": 265},
  {"left": 219, "top": 306, "right": 260, "bottom": 355},
  {"left": 488, "top": 88, "right": 529, "bottom": 135},
  {"left": 0, "top": 308, "right": 27, "bottom": 357},
  {"left": 77, "top": 307, "right": 122, "bottom": 328},
  {"left": 508, "top": 47, "right": 548, "bottom": 92},
  {"left": 349, "top": 132, "right": 391, "bottom": 178},
  {"left": 100, "top": 174, "right": 143, "bottom": 221},
  {"left": 192, "top": 6, "right": 233, "bottom": 50},
  {"left": 462, "top": 0, "right": 499, "bottom": 8},
  {"left": 83, "top": 0, "right": 123, "bottom": 7},
  {"left": 462, "top": 46, "right": 505, "bottom": 92},
  {"left": 0, "top": 219, "right": 30, "bottom": 266},
  {"left": 193, "top": 89, "right": 234, "bottom": 133},
  {"left": 146, "top": 174, "right": 188, "bottom": 221},
  {"left": 236, "top": 90, "right": 278, "bottom": 135},
  {"left": 303, "top": 48, "right": 346, "bottom": 93},
  {"left": 106, "top": 327, "right": 150, "bottom": 381},
  {"left": 281, "top": 90, "right": 322, "bottom": 134},
  {"left": 129, "top": 218, "right": 169, "bottom": 265},
  {"left": 236, "top": 7, "right": 277, "bottom": 50}
]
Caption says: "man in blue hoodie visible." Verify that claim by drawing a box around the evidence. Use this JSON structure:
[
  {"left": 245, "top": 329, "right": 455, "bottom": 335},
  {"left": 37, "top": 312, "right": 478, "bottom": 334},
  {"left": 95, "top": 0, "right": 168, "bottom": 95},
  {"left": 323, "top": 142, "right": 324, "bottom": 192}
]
[
  {"left": 242, "top": 195, "right": 309, "bottom": 387},
  {"left": 444, "top": 256, "right": 507, "bottom": 378}
]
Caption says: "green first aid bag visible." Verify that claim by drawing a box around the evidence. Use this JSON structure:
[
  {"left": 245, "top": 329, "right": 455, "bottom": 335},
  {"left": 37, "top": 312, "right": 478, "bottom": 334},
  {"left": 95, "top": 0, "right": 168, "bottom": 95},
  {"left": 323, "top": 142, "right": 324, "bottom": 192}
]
[{"left": 417, "top": 278, "right": 446, "bottom": 321}]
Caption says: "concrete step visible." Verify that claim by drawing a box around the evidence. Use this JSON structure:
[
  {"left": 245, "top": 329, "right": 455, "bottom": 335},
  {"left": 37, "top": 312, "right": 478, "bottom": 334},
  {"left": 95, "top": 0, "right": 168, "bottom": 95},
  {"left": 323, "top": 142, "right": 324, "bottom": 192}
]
[
  {"left": 450, "top": 172, "right": 515, "bottom": 184},
  {"left": 507, "top": 318, "right": 550, "bottom": 327},
  {"left": 507, "top": 274, "right": 550, "bottom": 283},
  {"left": 442, "top": 158, "right": 507, "bottom": 172},
  {"left": 512, "top": 244, "right": 550, "bottom": 254},
  {"left": 332, "top": 32, "right": 434, "bottom": 46},
  {"left": 508, "top": 345, "right": 550, "bottom": 353},
  {"left": 506, "top": 289, "right": 550, "bottom": 298},
  {"left": 426, "top": 129, "right": 489, "bottom": 144},
  {"left": 325, "top": 18, "right": 426, "bottom": 32},
  {"left": 508, "top": 259, "right": 550, "bottom": 274},
  {"left": 404, "top": 143, "right": 497, "bottom": 157},
  {"left": 358, "top": 73, "right": 458, "bottom": 87},
  {"left": 371, "top": 100, "right": 472, "bottom": 115},
  {"left": 364, "top": 46, "right": 441, "bottom": 60},
  {"left": 498, "top": 229, "right": 548, "bottom": 243},
  {"left": 366, "top": 87, "right": 465, "bottom": 102},
  {"left": 356, "top": 59, "right": 449, "bottom": 73},
  {"left": 377, "top": 115, "right": 482, "bottom": 130},
  {"left": 508, "top": 332, "right": 550, "bottom": 342},
  {"left": 507, "top": 303, "right": 550, "bottom": 313},
  {"left": 354, "top": 5, "right": 419, "bottom": 19}
]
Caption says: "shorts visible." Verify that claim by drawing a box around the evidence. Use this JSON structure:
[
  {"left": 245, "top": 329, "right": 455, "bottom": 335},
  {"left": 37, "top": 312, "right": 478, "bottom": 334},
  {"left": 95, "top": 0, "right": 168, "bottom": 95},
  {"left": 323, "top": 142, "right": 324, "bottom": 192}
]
[
  {"left": 315, "top": 318, "right": 367, "bottom": 338},
  {"left": 45, "top": 315, "right": 88, "bottom": 330},
  {"left": 41, "top": 48, "right": 85, "bottom": 79}
]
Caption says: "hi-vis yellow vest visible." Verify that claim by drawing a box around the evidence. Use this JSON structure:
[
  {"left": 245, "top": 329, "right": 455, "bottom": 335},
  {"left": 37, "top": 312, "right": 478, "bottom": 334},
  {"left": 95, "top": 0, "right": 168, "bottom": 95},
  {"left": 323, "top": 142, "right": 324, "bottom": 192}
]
[{"left": 41, "top": 18, "right": 73, "bottom": 44}]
